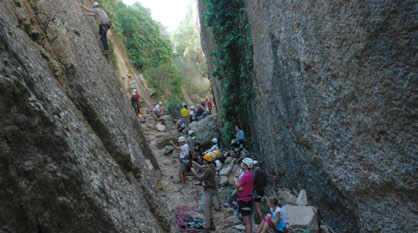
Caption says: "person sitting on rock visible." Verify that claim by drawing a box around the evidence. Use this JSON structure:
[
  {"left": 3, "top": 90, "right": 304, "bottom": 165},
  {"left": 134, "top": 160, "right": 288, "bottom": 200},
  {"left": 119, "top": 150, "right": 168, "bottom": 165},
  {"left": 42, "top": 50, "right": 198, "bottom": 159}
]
[
  {"left": 203, "top": 138, "right": 219, "bottom": 155},
  {"left": 191, "top": 153, "right": 217, "bottom": 232},
  {"left": 169, "top": 136, "right": 189, "bottom": 190},
  {"left": 257, "top": 197, "right": 289, "bottom": 233},
  {"left": 80, "top": 2, "right": 111, "bottom": 55},
  {"left": 195, "top": 104, "right": 205, "bottom": 120},
  {"left": 235, "top": 125, "right": 245, "bottom": 146}
]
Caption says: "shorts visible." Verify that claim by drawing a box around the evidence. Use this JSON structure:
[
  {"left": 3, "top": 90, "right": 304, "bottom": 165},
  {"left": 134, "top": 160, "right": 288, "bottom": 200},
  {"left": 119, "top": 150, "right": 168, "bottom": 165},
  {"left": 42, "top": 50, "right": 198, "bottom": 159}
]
[
  {"left": 179, "top": 162, "right": 189, "bottom": 172},
  {"left": 264, "top": 216, "right": 288, "bottom": 233},
  {"left": 237, "top": 199, "right": 253, "bottom": 216},
  {"left": 254, "top": 189, "right": 264, "bottom": 202}
]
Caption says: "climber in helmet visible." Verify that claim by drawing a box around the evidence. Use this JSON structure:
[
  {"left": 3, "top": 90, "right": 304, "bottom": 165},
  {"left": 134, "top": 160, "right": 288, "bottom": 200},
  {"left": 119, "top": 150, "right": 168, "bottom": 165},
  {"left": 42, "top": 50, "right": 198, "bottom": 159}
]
[
  {"left": 235, "top": 157, "right": 254, "bottom": 233},
  {"left": 191, "top": 151, "right": 217, "bottom": 232},
  {"left": 170, "top": 136, "right": 190, "bottom": 189},
  {"left": 204, "top": 138, "right": 219, "bottom": 154},
  {"left": 80, "top": 1, "right": 112, "bottom": 55}
]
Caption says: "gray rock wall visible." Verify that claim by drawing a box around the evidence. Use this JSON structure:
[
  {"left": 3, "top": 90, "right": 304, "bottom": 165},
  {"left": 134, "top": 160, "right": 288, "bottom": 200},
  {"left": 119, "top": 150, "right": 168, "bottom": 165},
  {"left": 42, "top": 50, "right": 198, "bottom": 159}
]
[
  {"left": 244, "top": 0, "right": 417, "bottom": 232},
  {"left": 198, "top": 0, "right": 417, "bottom": 232},
  {"left": 0, "top": 0, "right": 174, "bottom": 232}
]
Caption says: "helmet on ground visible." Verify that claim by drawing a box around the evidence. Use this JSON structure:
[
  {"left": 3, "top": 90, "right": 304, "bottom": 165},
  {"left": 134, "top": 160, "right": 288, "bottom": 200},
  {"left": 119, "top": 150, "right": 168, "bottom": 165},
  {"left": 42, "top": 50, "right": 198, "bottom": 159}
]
[
  {"left": 188, "top": 130, "right": 194, "bottom": 136},
  {"left": 211, "top": 138, "right": 217, "bottom": 144},
  {"left": 242, "top": 158, "right": 254, "bottom": 169},
  {"left": 159, "top": 101, "right": 162, "bottom": 105},
  {"left": 178, "top": 136, "right": 186, "bottom": 143},
  {"left": 93, "top": 1, "right": 100, "bottom": 7}
]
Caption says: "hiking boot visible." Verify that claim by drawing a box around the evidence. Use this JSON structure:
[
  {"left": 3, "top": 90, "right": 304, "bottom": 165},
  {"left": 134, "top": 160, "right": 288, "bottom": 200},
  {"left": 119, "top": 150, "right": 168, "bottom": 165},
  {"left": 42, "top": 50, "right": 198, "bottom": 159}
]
[{"left": 102, "top": 50, "right": 108, "bottom": 55}]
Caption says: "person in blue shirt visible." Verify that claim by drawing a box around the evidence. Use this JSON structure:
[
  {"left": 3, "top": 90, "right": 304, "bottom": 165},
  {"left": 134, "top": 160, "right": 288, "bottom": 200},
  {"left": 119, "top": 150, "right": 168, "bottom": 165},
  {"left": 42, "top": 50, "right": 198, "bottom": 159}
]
[{"left": 235, "top": 125, "right": 245, "bottom": 145}]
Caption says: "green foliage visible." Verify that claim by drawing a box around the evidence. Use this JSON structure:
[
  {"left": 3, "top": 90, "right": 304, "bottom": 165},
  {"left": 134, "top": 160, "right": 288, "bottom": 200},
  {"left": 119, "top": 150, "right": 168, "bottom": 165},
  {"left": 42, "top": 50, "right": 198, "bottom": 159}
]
[
  {"left": 167, "top": 99, "right": 183, "bottom": 119},
  {"left": 203, "top": 0, "right": 254, "bottom": 144},
  {"left": 143, "top": 64, "right": 183, "bottom": 99},
  {"left": 101, "top": 0, "right": 172, "bottom": 71}
]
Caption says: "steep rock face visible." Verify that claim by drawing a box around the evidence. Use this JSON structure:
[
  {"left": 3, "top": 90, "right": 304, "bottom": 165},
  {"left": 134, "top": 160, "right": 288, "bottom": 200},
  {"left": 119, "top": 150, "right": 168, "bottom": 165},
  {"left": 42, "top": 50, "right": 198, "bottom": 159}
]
[
  {"left": 244, "top": 1, "right": 416, "bottom": 232},
  {"left": 0, "top": 1, "right": 173, "bottom": 232},
  {"left": 198, "top": 0, "right": 417, "bottom": 232},
  {"left": 197, "top": 0, "right": 223, "bottom": 113}
]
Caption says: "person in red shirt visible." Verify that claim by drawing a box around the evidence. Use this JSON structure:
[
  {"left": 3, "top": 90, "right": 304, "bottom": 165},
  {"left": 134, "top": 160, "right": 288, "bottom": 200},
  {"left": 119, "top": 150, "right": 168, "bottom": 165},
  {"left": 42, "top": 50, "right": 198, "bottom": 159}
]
[
  {"left": 235, "top": 158, "right": 254, "bottom": 233},
  {"left": 134, "top": 89, "right": 141, "bottom": 100},
  {"left": 207, "top": 99, "right": 213, "bottom": 114}
]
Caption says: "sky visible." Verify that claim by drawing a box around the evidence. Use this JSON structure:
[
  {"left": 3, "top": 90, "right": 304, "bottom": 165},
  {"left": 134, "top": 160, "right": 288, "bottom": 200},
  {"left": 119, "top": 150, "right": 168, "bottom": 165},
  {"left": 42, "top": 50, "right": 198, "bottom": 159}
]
[{"left": 122, "top": 0, "right": 192, "bottom": 32}]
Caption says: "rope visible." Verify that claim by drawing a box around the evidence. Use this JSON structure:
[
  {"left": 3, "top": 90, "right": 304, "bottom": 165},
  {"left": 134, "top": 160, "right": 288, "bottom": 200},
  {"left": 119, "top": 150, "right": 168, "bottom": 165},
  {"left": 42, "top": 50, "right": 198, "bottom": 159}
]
[{"left": 175, "top": 205, "right": 199, "bottom": 232}]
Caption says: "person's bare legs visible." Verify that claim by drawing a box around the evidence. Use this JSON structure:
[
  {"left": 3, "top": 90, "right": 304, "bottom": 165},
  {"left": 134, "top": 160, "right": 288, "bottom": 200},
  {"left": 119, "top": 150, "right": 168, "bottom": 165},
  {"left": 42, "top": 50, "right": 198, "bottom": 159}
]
[
  {"left": 178, "top": 170, "right": 186, "bottom": 184},
  {"left": 243, "top": 215, "right": 252, "bottom": 233},
  {"left": 260, "top": 220, "right": 270, "bottom": 233},
  {"left": 257, "top": 220, "right": 265, "bottom": 233}
]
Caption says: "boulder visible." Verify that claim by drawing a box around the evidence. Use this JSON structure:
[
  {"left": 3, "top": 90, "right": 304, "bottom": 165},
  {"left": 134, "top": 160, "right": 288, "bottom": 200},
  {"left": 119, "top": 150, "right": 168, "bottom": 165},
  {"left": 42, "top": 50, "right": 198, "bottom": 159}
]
[
  {"left": 278, "top": 188, "right": 297, "bottom": 205},
  {"left": 283, "top": 205, "right": 319, "bottom": 233},
  {"left": 219, "top": 176, "right": 229, "bottom": 186},
  {"left": 188, "top": 115, "right": 220, "bottom": 146},
  {"left": 219, "top": 165, "right": 233, "bottom": 176},
  {"left": 155, "top": 134, "right": 173, "bottom": 148},
  {"left": 297, "top": 190, "right": 309, "bottom": 206},
  {"left": 160, "top": 115, "right": 174, "bottom": 129},
  {"left": 163, "top": 146, "right": 174, "bottom": 155},
  {"left": 224, "top": 156, "right": 234, "bottom": 165},
  {"left": 156, "top": 123, "right": 166, "bottom": 132}
]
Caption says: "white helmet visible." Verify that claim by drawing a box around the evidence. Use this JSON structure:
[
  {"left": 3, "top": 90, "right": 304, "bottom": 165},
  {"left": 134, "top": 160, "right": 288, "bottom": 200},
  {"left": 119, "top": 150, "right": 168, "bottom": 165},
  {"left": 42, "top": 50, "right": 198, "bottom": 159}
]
[
  {"left": 211, "top": 138, "right": 217, "bottom": 144},
  {"left": 242, "top": 158, "right": 254, "bottom": 169},
  {"left": 93, "top": 1, "right": 100, "bottom": 7},
  {"left": 188, "top": 130, "right": 194, "bottom": 136},
  {"left": 190, "top": 106, "right": 195, "bottom": 110},
  {"left": 159, "top": 101, "right": 162, "bottom": 105},
  {"left": 182, "top": 103, "right": 186, "bottom": 106},
  {"left": 192, "top": 136, "right": 196, "bottom": 140},
  {"left": 178, "top": 136, "right": 186, "bottom": 143}
]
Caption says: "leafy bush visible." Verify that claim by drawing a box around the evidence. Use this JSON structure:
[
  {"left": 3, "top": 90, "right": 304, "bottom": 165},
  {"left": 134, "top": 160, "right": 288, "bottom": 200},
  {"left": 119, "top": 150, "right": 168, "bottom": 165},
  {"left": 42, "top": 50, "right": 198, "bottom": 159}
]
[
  {"left": 143, "top": 64, "right": 183, "bottom": 100},
  {"left": 101, "top": 0, "right": 172, "bottom": 71},
  {"left": 167, "top": 99, "right": 183, "bottom": 119}
]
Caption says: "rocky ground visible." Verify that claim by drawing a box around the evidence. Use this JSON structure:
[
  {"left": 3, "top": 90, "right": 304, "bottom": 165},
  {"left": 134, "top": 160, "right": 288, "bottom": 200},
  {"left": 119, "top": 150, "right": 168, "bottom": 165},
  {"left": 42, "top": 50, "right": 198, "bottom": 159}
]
[
  {"left": 140, "top": 114, "right": 247, "bottom": 233},
  {"left": 139, "top": 113, "right": 328, "bottom": 233}
]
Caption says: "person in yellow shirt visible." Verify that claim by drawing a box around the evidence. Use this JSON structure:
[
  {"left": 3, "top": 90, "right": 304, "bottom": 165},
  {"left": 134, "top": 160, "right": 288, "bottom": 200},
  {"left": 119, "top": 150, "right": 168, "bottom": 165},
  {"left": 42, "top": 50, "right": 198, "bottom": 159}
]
[{"left": 181, "top": 103, "right": 189, "bottom": 118}]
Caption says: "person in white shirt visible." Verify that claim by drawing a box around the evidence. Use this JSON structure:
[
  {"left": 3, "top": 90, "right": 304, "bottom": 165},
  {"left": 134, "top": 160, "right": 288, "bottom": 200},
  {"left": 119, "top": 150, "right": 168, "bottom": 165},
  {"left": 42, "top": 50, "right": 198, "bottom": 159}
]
[
  {"left": 257, "top": 197, "right": 288, "bottom": 233},
  {"left": 170, "top": 136, "right": 190, "bottom": 189}
]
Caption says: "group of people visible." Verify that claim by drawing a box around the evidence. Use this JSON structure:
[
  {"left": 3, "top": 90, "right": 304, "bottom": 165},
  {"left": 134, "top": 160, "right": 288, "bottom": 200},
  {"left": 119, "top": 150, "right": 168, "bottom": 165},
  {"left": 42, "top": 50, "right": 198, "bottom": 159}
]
[
  {"left": 177, "top": 100, "right": 213, "bottom": 133},
  {"left": 169, "top": 125, "right": 289, "bottom": 233}
]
